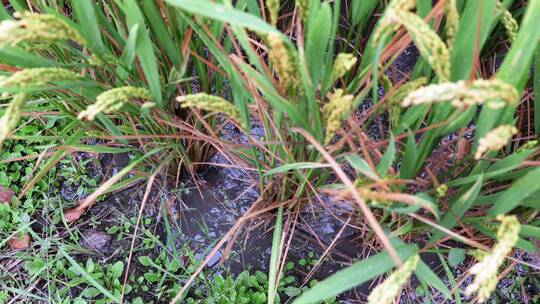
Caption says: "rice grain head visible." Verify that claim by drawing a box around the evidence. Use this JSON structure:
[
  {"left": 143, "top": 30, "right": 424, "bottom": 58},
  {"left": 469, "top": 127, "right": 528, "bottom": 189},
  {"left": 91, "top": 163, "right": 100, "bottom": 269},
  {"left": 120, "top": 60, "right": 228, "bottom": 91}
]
[
  {"left": 322, "top": 89, "right": 354, "bottom": 144},
  {"left": 497, "top": 1, "right": 519, "bottom": 43},
  {"left": 0, "top": 93, "right": 27, "bottom": 149},
  {"left": 373, "top": 0, "right": 417, "bottom": 44},
  {"left": 0, "top": 68, "right": 82, "bottom": 98},
  {"left": 0, "top": 12, "right": 85, "bottom": 47},
  {"left": 330, "top": 53, "right": 358, "bottom": 84},
  {"left": 474, "top": 125, "right": 517, "bottom": 160},
  {"left": 402, "top": 79, "right": 518, "bottom": 109},
  {"left": 465, "top": 215, "right": 520, "bottom": 302},
  {"left": 295, "top": 0, "right": 309, "bottom": 21},
  {"left": 395, "top": 11, "right": 451, "bottom": 82},
  {"left": 367, "top": 254, "right": 420, "bottom": 304},
  {"left": 267, "top": 33, "right": 301, "bottom": 95},
  {"left": 267, "top": 0, "right": 280, "bottom": 26},
  {"left": 444, "top": 0, "right": 459, "bottom": 49},
  {"left": 78, "top": 87, "right": 153, "bottom": 121},
  {"left": 177, "top": 93, "right": 244, "bottom": 128}
]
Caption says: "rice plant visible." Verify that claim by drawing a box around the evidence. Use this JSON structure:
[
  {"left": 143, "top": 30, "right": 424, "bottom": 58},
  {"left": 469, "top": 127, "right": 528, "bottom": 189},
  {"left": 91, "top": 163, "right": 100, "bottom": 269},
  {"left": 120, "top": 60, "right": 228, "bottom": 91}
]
[{"left": 1, "top": 0, "right": 540, "bottom": 303}]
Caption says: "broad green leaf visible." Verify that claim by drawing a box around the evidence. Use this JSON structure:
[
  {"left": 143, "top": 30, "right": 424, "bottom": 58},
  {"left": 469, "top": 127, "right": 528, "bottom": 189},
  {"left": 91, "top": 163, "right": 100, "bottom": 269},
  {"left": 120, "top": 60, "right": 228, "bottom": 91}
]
[
  {"left": 490, "top": 167, "right": 540, "bottom": 215},
  {"left": 166, "top": 0, "right": 278, "bottom": 35},
  {"left": 400, "top": 132, "right": 417, "bottom": 179},
  {"left": 72, "top": 0, "right": 106, "bottom": 54},
  {"left": 345, "top": 154, "right": 378, "bottom": 181},
  {"left": 119, "top": 0, "right": 163, "bottom": 105},
  {"left": 448, "top": 248, "right": 465, "bottom": 267},
  {"left": 376, "top": 135, "right": 395, "bottom": 177},
  {"left": 305, "top": 2, "right": 331, "bottom": 86}
]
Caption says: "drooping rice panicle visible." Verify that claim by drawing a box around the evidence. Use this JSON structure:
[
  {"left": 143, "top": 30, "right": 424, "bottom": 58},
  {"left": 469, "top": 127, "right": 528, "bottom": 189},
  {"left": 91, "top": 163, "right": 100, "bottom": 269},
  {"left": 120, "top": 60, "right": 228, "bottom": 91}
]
[
  {"left": 0, "top": 12, "right": 85, "bottom": 47},
  {"left": 0, "top": 68, "right": 83, "bottom": 90},
  {"left": 444, "top": 0, "right": 459, "bottom": 49},
  {"left": 373, "top": 0, "right": 416, "bottom": 44},
  {"left": 372, "top": 0, "right": 451, "bottom": 82},
  {"left": 322, "top": 89, "right": 354, "bottom": 144},
  {"left": 267, "top": 0, "right": 280, "bottom": 26},
  {"left": 78, "top": 87, "right": 153, "bottom": 121},
  {"left": 0, "top": 93, "right": 27, "bottom": 149},
  {"left": 465, "top": 215, "right": 520, "bottom": 302},
  {"left": 497, "top": 1, "right": 519, "bottom": 43},
  {"left": 474, "top": 125, "right": 518, "bottom": 160},
  {"left": 402, "top": 79, "right": 518, "bottom": 109},
  {"left": 367, "top": 254, "right": 420, "bottom": 304},
  {"left": 177, "top": 93, "right": 244, "bottom": 128},
  {"left": 267, "top": 33, "right": 301, "bottom": 94},
  {"left": 395, "top": 11, "right": 451, "bottom": 82},
  {"left": 295, "top": 0, "right": 309, "bottom": 20},
  {"left": 329, "top": 53, "right": 358, "bottom": 84}
]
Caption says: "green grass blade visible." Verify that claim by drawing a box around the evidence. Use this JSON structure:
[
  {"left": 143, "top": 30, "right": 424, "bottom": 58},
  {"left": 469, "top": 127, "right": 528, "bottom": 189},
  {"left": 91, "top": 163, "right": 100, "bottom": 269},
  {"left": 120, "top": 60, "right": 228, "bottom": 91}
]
[
  {"left": 535, "top": 44, "right": 540, "bottom": 134},
  {"left": 72, "top": 0, "right": 106, "bottom": 55},
  {"left": 263, "top": 162, "right": 330, "bottom": 177},
  {"left": 415, "top": 260, "right": 451, "bottom": 299},
  {"left": 267, "top": 206, "right": 284, "bottom": 304},
  {"left": 293, "top": 245, "right": 417, "bottom": 304},
  {"left": 118, "top": 0, "right": 163, "bottom": 105},
  {"left": 399, "top": 132, "right": 417, "bottom": 179}
]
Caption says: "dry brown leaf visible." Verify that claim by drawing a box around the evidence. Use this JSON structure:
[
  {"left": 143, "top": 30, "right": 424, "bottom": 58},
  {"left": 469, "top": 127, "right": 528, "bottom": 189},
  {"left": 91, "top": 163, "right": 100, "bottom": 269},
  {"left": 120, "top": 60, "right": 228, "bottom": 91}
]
[
  {"left": 0, "top": 186, "right": 14, "bottom": 204},
  {"left": 8, "top": 234, "right": 30, "bottom": 250},
  {"left": 63, "top": 206, "right": 85, "bottom": 223}
]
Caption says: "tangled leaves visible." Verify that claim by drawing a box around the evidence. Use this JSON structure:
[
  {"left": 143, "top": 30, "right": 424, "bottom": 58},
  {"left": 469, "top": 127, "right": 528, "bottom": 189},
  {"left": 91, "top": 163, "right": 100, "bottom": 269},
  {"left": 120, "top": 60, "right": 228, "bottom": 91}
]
[{"left": 0, "top": 12, "right": 85, "bottom": 47}]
